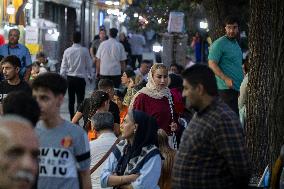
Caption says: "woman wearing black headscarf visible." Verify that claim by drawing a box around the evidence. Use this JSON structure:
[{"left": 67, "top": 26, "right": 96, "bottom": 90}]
[{"left": 101, "top": 110, "right": 161, "bottom": 189}]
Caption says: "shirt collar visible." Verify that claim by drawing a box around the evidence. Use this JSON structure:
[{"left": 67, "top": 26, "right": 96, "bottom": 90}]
[
  {"left": 197, "top": 97, "right": 220, "bottom": 116},
  {"left": 8, "top": 43, "right": 20, "bottom": 49},
  {"left": 72, "top": 43, "right": 81, "bottom": 47},
  {"left": 97, "top": 132, "right": 116, "bottom": 139}
]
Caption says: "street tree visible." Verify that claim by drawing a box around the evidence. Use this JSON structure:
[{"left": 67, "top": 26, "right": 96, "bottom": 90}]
[
  {"left": 202, "top": 0, "right": 284, "bottom": 179},
  {"left": 246, "top": 0, "right": 284, "bottom": 177}
]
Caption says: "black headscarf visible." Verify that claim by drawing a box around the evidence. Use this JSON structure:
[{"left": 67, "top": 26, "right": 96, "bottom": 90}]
[{"left": 115, "top": 110, "right": 159, "bottom": 176}]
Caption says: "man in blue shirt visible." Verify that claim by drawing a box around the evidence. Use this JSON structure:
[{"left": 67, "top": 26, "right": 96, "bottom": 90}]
[
  {"left": 208, "top": 16, "right": 243, "bottom": 115},
  {"left": 0, "top": 28, "right": 32, "bottom": 81}
]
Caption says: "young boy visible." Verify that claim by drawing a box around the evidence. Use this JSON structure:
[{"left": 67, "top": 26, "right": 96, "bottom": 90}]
[{"left": 32, "top": 73, "right": 91, "bottom": 189}]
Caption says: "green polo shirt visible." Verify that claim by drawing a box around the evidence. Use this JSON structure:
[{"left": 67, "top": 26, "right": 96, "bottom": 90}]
[{"left": 208, "top": 36, "right": 243, "bottom": 91}]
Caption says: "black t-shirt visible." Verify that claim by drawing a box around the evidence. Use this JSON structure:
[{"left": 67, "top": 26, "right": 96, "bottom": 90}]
[
  {"left": 0, "top": 80, "right": 32, "bottom": 101},
  {"left": 77, "top": 98, "right": 120, "bottom": 127}
]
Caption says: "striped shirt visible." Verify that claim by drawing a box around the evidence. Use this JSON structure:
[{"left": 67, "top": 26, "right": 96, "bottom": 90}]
[{"left": 172, "top": 97, "right": 250, "bottom": 189}]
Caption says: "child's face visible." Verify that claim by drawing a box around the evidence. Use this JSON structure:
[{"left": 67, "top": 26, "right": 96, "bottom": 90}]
[
  {"left": 113, "top": 95, "right": 123, "bottom": 108},
  {"left": 32, "top": 65, "right": 40, "bottom": 73},
  {"left": 32, "top": 88, "right": 63, "bottom": 121}
]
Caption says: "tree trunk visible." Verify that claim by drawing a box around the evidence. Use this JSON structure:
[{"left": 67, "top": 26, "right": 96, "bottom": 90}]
[
  {"left": 247, "top": 0, "right": 284, "bottom": 178},
  {"left": 266, "top": 0, "right": 284, "bottom": 170}
]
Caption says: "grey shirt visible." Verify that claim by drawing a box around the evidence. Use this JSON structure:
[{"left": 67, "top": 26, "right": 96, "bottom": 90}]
[{"left": 36, "top": 120, "right": 90, "bottom": 189}]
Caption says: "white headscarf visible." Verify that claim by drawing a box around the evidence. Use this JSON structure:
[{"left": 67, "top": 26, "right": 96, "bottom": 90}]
[{"left": 129, "top": 64, "right": 172, "bottom": 108}]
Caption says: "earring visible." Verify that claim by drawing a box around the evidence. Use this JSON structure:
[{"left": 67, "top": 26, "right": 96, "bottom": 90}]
[{"left": 133, "top": 129, "right": 137, "bottom": 134}]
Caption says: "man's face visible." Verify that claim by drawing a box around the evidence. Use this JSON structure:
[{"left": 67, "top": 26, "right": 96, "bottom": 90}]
[
  {"left": 0, "top": 122, "right": 39, "bottom": 189},
  {"left": 225, "top": 23, "right": 239, "bottom": 39},
  {"left": 2, "top": 62, "right": 19, "bottom": 81},
  {"left": 170, "top": 66, "right": 178, "bottom": 74},
  {"left": 33, "top": 88, "right": 63, "bottom": 121},
  {"left": 140, "top": 63, "right": 149, "bottom": 75},
  {"left": 182, "top": 79, "right": 200, "bottom": 111},
  {"left": 8, "top": 30, "right": 20, "bottom": 45},
  {"left": 37, "top": 57, "right": 47, "bottom": 65},
  {"left": 99, "top": 30, "right": 106, "bottom": 41}
]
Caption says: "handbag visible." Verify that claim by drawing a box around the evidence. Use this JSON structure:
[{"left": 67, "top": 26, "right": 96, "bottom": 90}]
[{"left": 90, "top": 137, "right": 121, "bottom": 174}]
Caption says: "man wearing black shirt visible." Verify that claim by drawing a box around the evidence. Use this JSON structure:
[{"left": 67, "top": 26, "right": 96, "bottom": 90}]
[{"left": 0, "top": 55, "right": 31, "bottom": 102}]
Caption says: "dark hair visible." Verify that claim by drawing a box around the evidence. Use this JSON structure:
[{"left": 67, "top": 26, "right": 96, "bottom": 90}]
[
  {"left": 31, "top": 72, "right": 67, "bottom": 96},
  {"left": 73, "top": 31, "right": 81, "bottom": 43},
  {"left": 182, "top": 64, "right": 218, "bottom": 96},
  {"left": 124, "top": 69, "right": 136, "bottom": 78},
  {"left": 36, "top": 51, "right": 46, "bottom": 59},
  {"left": 168, "top": 73, "right": 183, "bottom": 90},
  {"left": 128, "top": 110, "right": 159, "bottom": 157},
  {"left": 114, "top": 89, "right": 124, "bottom": 99},
  {"left": 2, "top": 91, "right": 40, "bottom": 126},
  {"left": 90, "top": 90, "right": 110, "bottom": 110},
  {"left": 32, "top": 61, "right": 41, "bottom": 67},
  {"left": 8, "top": 28, "right": 20, "bottom": 36},
  {"left": 224, "top": 15, "right": 239, "bottom": 26},
  {"left": 98, "top": 79, "right": 114, "bottom": 90},
  {"left": 109, "top": 28, "right": 118, "bottom": 38},
  {"left": 1, "top": 55, "right": 21, "bottom": 68},
  {"left": 141, "top": 59, "right": 151, "bottom": 65},
  {"left": 91, "top": 112, "right": 114, "bottom": 132}
]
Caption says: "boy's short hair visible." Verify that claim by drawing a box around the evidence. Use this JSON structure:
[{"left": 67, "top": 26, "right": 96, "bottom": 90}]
[
  {"left": 1, "top": 55, "right": 21, "bottom": 68},
  {"left": 36, "top": 51, "right": 46, "bottom": 59},
  {"left": 2, "top": 91, "right": 40, "bottom": 126},
  {"left": 224, "top": 15, "right": 239, "bottom": 26},
  {"left": 31, "top": 72, "right": 67, "bottom": 96},
  {"left": 98, "top": 79, "right": 114, "bottom": 90}
]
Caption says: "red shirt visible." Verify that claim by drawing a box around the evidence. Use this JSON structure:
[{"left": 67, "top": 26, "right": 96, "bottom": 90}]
[{"left": 133, "top": 93, "right": 179, "bottom": 135}]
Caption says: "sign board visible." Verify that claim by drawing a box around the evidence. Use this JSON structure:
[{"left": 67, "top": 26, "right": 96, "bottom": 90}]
[
  {"left": 167, "top": 12, "right": 184, "bottom": 33},
  {"left": 41, "top": 0, "right": 82, "bottom": 9},
  {"left": 25, "top": 26, "right": 39, "bottom": 44}
]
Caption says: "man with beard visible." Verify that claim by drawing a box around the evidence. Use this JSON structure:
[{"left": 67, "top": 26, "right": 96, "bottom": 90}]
[
  {"left": 208, "top": 16, "right": 243, "bottom": 115},
  {"left": 0, "top": 29, "right": 32, "bottom": 81},
  {"left": 0, "top": 115, "right": 39, "bottom": 189},
  {"left": 0, "top": 55, "right": 31, "bottom": 103},
  {"left": 172, "top": 65, "right": 250, "bottom": 189}
]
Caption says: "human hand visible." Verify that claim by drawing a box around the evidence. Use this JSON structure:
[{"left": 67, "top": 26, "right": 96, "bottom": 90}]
[
  {"left": 127, "top": 174, "right": 140, "bottom": 182},
  {"left": 224, "top": 77, "right": 233, "bottom": 89},
  {"left": 170, "top": 122, "right": 178, "bottom": 132}
]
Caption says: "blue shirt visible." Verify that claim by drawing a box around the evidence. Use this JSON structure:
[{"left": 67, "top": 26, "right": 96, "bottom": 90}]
[
  {"left": 208, "top": 36, "right": 243, "bottom": 91},
  {"left": 0, "top": 43, "right": 32, "bottom": 77},
  {"left": 101, "top": 152, "right": 161, "bottom": 189}
]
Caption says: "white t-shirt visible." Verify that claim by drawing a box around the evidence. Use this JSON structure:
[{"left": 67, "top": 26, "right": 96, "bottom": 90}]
[
  {"left": 96, "top": 38, "right": 127, "bottom": 76},
  {"left": 90, "top": 132, "right": 117, "bottom": 189}
]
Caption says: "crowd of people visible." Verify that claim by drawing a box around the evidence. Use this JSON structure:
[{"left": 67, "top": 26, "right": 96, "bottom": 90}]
[{"left": 0, "top": 15, "right": 260, "bottom": 189}]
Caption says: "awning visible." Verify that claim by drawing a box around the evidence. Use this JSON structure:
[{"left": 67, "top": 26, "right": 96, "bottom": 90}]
[{"left": 41, "top": 0, "right": 82, "bottom": 9}]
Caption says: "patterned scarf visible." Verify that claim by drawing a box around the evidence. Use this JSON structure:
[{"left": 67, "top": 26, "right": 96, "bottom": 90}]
[{"left": 129, "top": 66, "right": 172, "bottom": 108}]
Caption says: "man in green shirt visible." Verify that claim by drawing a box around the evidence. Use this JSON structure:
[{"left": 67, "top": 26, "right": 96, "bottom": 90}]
[{"left": 208, "top": 16, "right": 243, "bottom": 115}]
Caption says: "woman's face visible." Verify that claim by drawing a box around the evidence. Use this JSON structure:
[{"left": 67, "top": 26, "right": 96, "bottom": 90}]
[
  {"left": 121, "top": 72, "right": 130, "bottom": 86},
  {"left": 153, "top": 68, "right": 168, "bottom": 90},
  {"left": 122, "top": 114, "right": 136, "bottom": 139},
  {"left": 113, "top": 95, "right": 123, "bottom": 109}
]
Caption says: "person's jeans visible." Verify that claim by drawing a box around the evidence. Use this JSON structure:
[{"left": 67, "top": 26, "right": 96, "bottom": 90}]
[
  {"left": 67, "top": 76, "right": 86, "bottom": 120},
  {"left": 219, "top": 89, "right": 239, "bottom": 116}
]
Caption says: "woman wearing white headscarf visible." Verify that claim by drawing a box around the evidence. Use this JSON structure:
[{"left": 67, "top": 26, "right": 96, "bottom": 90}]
[{"left": 130, "top": 63, "right": 181, "bottom": 149}]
